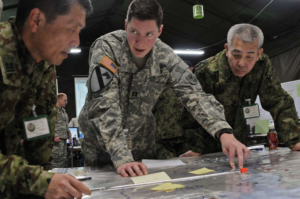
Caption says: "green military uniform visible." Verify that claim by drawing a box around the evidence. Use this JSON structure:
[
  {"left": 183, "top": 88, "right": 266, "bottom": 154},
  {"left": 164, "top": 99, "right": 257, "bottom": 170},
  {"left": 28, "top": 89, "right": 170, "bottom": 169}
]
[
  {"left": 155, "top": 50, "right": 300, "bottom": 158},
  {"left": 153, "top": 87, "right": 189, "bottom": 159},
  {"left": 78, "top": 30, "right": 232, "bottom": 169},
  {"left": 51, "top": 107, "right": 71, "bottom": 169},
  {"left": 0, "top": 18, "right": 57, "bottom": 198}
]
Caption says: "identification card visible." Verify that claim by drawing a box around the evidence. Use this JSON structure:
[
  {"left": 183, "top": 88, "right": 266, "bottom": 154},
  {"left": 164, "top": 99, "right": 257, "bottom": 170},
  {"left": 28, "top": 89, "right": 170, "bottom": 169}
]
[
  {"left": 242, "top": 104, "right": 260, "bottom": 119},
  {"left": 23, "top": 115, "right": 52, "bottom": 141}
]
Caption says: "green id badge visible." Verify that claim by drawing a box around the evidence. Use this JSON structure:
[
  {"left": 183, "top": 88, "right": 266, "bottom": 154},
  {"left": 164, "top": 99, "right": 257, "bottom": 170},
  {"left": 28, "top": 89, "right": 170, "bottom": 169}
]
[
  {"left": 23, "top": 114, "right": 52, "bottom": 141},
  {"left": 242, "top": 103, "right": 260, "bottom": 119}
]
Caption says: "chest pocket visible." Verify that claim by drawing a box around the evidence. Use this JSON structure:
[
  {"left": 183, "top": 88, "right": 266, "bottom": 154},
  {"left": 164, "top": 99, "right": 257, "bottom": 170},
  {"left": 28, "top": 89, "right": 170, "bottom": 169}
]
[{"left": 130, "top": 69, "right": 169, "bottom": 115}]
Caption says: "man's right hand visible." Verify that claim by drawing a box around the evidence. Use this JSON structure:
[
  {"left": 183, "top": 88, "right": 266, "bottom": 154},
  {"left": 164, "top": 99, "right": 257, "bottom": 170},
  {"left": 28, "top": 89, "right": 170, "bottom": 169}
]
[
  {"left": 117, "top": 162, "right": 148, "bottom": 177},
  {"left": 45, "top": 174, "right": 91, "bottom": 199},
  {"left": 54, "top": 136, "right": 60, "bottom": 142}
]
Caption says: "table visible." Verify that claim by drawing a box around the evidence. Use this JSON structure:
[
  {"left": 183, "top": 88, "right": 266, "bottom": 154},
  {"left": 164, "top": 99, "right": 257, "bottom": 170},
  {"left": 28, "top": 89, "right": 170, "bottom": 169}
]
[{"left": 73, "top": 147, "right": 300, "bottom": 198}]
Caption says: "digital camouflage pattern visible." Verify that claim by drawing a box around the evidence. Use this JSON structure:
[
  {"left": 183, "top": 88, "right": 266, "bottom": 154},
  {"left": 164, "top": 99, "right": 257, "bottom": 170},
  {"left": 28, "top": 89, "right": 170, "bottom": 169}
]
[
  {"left": 156, "top": 49, "right": 300, "bottom": 156},
  {"left": 0, "top": 18, "right": 56, "bottom": 198},
  {"left": 78, "top": 30, "right": 231, "bottom": 169},
  {"left": 51, "top": 107, "right": 71, "bottom": 168}
]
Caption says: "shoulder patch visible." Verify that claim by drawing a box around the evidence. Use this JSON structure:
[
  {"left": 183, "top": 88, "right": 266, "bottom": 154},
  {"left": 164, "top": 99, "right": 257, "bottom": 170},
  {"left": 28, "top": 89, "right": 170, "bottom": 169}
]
[
  {"left": 186, "top": 74, "right": 198, "bottom": 85},
  {"left": 90, "top": 65, "right": 114, "bottom": 93},
  {"left": 2, "top": 56, "right": 16, "bottom": 75},
  {"left": 100, "top": 56, "right": 118, "bottom": 74}
]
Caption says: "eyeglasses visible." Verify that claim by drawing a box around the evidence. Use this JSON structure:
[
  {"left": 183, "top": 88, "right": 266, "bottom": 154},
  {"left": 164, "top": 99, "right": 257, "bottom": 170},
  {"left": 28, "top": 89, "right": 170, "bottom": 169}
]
[{"left": 64, "top": 100, "right": 68, "bottom": 103}]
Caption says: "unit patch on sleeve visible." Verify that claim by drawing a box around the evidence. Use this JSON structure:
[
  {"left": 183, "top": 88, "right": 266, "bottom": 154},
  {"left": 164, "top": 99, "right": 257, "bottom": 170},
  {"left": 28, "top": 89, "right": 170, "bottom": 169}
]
[{"left": 90, "top": 56, "right": 119, "bottom": 93}]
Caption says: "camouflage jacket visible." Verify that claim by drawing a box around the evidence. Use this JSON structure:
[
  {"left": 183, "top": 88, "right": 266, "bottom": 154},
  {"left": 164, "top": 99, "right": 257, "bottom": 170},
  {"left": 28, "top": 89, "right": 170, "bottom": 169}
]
[
  {"left": 192, "top": 50, "right": 300, "bottom": 148},
  {"left": 0, "top": 18, "right": 56, "bottom": 198},
  {"left": 153, "top": 87, "right": 184, "bottom": 141},
  {"left": 55, "top": 107, "right": 71, "bottom": 139},
  {"left": 79, "top": 30, "right": 231, "bottom": 168}
]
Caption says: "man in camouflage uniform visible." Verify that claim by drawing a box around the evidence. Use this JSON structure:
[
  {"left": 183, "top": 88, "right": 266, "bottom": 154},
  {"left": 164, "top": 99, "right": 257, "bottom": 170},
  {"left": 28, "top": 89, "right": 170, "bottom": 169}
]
[
  {"left": 156, "top": 23, "right": 300, "bottom": 158},
  {"left": 0, "top": 0, "right": 92, "bottom": 198},
  {"left": 51, "top": 93, "right": 72, "bottom": 168},
  {"left": 154, "top": 61, "right": 193, "bottom": 159},
  {"left": 79, "top": 0, "right": 250, "bottom": 178}
]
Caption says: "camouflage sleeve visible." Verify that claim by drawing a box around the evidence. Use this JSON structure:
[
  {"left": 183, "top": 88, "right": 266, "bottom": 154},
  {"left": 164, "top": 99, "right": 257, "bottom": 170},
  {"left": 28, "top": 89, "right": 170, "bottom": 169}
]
[
  {"left": 23, "top": 65, "right": 57, "bottom": 169},
  {"left": 85, "top": 39, "right": 134, "bottom": 168},
  {"left": 0, "top": 152, "right": 54, "bottom": 198},
  {"left": 194, "top": 61, "right": 215, "bottom": 94},
  {"left": 259, "top": 59, "right": 300, "bottom": 149},
  {"left": 168, "top": 56, "right": 231, "bottom": 138}
]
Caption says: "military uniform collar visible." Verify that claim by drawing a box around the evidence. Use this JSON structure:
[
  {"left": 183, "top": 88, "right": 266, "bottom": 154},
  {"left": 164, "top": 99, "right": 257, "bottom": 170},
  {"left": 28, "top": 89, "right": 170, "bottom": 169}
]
[
  {"left": 120, "top": 32, "right": 160, "bottom": 76},
  {"left": 9, "top": 17, "right": 46, "bottom": 74}
]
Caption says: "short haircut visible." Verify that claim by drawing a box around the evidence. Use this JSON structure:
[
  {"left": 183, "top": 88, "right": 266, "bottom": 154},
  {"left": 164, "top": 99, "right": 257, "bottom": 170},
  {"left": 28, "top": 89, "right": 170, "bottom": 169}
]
[
  {"left": 126, "top": 0, "right": 163, "bottom": 28},
  {"left": 57, "top": 93, "right": 67, "bottom": 99},
  {"left": 16, "top": 0, "right": 93, "bottom": 27},
  {"left": 227, "top": 24, "right": 264, "bottom": 49}
]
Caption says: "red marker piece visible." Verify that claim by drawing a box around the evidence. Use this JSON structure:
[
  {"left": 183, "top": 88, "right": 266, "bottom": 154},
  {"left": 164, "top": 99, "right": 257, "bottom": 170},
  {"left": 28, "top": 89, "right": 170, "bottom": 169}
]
[{"left": 240, "top": 168, "right": 248, "bottom": 173}]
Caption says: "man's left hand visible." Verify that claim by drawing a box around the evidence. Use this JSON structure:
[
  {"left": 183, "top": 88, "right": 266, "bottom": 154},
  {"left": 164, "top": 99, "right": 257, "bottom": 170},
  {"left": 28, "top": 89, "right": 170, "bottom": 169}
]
[
  {"left": 220, "top": 134, "right": 251, "bottom": 169},
  {"left": 69, "top": 137, "right": 72, "bottom": 143},
  {"left": 292, "top": 142, "right": 300, "bottom": 150}
]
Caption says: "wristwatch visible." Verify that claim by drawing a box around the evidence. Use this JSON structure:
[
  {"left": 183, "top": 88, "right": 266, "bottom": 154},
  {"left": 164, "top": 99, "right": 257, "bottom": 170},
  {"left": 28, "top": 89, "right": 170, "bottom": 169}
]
[{"left": 216, "top": 128, "right": 233, "bottom": 141}]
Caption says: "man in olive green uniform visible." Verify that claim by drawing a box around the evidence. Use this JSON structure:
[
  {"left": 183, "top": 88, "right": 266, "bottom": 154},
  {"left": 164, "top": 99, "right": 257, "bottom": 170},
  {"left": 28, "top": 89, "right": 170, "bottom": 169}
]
[
  {"left": 154, "top": 61, "right": 193, "bottom": 158},
  {"left": 51, "top": 93, "right": 72, "bottom": 169},
  {"left": 79, "top": 0, "right": 250, "bottom": 178},
  {"left": 156, "top": 23, "right": 300, "bottom": 158},
  {"left": 0, "top": 0, "right": 92, "bottom": 198}
]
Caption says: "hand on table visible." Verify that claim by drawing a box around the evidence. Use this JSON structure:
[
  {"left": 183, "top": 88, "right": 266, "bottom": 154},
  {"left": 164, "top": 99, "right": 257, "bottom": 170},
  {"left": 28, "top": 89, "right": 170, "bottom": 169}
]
[
  {"left": 179, "top": 150, "right": 201, "bottom": 157},
  {"left": 45, "top": 174, "right": 91, "bottom": 199},
  {"left": 117, "top": 162, "right": 148, "bottom": 177},
  {"left": 220, "top": 134, "right": 251, "bottom": 169},
  {"left": 292, "top": 142, "right": 300, "bottom": 151}
]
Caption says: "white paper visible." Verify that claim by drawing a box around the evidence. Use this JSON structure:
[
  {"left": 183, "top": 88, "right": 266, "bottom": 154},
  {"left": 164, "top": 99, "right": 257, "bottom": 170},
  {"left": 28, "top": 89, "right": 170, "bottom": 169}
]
[{"left": 142, "top": 159, "right": 185, "bottom": 169}]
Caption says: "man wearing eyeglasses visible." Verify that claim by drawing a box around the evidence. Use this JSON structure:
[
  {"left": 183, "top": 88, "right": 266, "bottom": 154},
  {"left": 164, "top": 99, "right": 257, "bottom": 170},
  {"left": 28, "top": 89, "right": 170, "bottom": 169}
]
[{"left": 51, "top": 93, "right": 72, "bottom": 168}]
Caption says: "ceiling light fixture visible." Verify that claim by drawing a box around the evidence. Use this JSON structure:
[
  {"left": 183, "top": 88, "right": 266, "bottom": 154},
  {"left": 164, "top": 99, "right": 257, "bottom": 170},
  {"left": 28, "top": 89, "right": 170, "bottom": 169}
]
[
  {"left": 174, "top": 50, "right": 204, "bottom": 55},
  {"left": 70, "top": 48, "right": 82, "bottom": 53}
]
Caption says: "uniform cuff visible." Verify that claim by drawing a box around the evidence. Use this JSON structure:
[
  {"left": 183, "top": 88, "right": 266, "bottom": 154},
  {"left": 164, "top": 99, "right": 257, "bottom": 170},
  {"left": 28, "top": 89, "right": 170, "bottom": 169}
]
[
  {"left": 207, "top": 121, "right": 232, "bottom": 140},
  {"left": 111, "top": 146, "right": 134, "bottom": 169},
  {"left": 30, "top": 170, "right": 54, "bottom": 196}
]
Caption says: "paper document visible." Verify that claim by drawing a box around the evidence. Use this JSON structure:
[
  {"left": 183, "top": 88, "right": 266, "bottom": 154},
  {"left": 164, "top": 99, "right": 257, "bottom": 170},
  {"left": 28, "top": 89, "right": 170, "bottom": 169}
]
[
  {"left": 255, "top": 119, "right": 269, "bottom": 134},
  {"left": 131, "top": 172, "right": 171, "bottom": 184},
  {"left": 151, "top": 182, "right": 185, "bottom": 192},
  {"left": 142, "top": 159, "right": 185, "bottom": 169},
  {"left": 189, "top": 167, "right": 214, "bottom": 175}
]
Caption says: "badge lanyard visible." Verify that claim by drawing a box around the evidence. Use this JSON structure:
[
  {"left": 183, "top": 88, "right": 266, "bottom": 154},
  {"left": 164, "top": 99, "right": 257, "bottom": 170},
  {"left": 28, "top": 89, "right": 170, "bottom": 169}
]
[
  {"left": 242, "top": 98, "right": 260, "bottom": 119},
  {"left": 22, "top": 105, "right": 52, "bottom": 141}
]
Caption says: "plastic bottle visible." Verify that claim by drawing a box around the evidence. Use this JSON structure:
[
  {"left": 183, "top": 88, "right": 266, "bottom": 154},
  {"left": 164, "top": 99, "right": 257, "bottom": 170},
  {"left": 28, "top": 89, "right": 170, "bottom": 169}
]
[{"left": 268, "top": 124, "right": 278, "bottom": 150}]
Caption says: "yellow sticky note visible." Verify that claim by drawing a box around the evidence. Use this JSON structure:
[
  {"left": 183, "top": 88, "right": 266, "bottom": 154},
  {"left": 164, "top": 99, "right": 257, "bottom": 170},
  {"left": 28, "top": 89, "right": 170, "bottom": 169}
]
[
  {"left": 131, "top": 172, "right": 171, "bottom": 184},
  {"left": 189, "top": 167, "right": 214, "bottom": 175},
  {"left": 151, "top": 182, "right": 185, "bottom": 192}
]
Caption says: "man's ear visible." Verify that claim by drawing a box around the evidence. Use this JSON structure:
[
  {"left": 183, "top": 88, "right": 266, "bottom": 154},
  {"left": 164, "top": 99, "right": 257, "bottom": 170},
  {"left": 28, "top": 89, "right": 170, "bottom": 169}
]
[
  {"left": 224, "top": 43, "right": 229, "bottom": 57},
  {"left": 125, "top": 19, "right": 128, "bottom": 31},
  {"left": 157, "top": 24, "right": 163, "bottom": 37},
  {"left": 258, "top": 48, "right": 264, "bottom": 59},
  {"left": 28, "top": 8, "right": 44, "bottom": 33}
]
